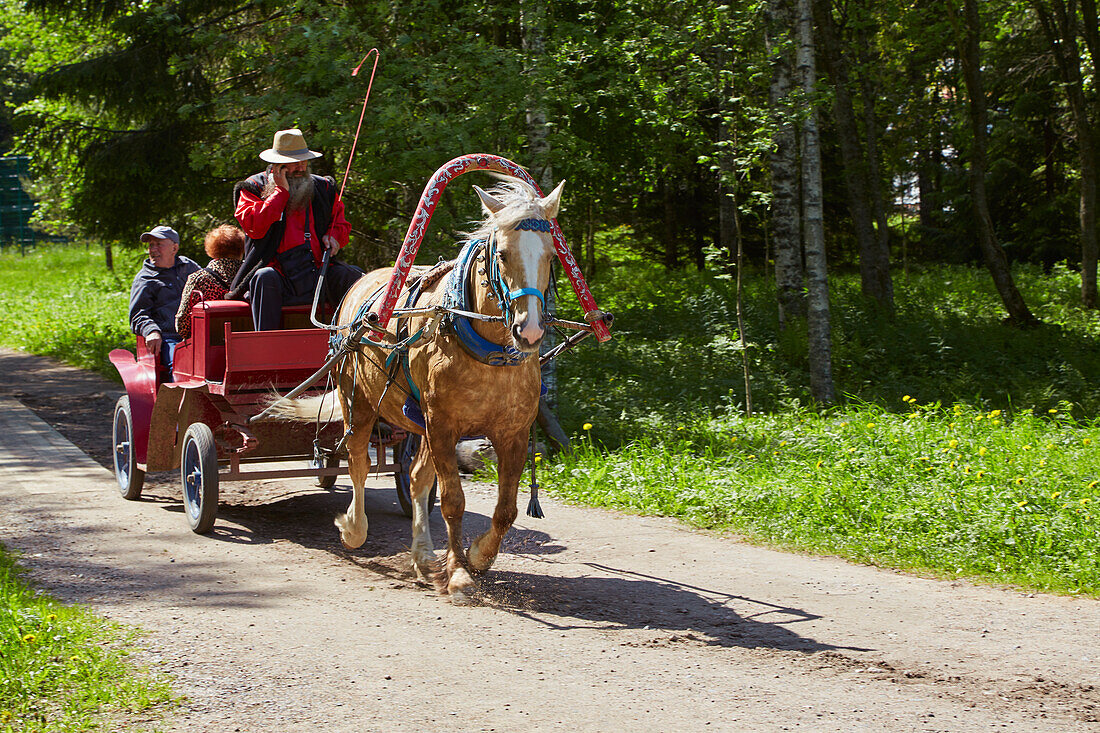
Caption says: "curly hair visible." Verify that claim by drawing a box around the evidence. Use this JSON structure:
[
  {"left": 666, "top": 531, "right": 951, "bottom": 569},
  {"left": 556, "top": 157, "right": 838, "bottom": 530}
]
[{"left": 204, "top": 224, "right": 246, "bottom": 259}]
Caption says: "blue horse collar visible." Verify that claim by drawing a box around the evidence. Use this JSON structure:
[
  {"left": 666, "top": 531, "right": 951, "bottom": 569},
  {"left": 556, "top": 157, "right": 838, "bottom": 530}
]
[{"left": 443, "top": 239, "right": 534, "bottom": 366}]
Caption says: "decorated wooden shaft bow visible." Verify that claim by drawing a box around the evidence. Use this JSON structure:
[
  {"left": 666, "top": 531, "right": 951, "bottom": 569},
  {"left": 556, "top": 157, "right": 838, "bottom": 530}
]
[{"left": 375, "top": 154, "right": 612, "bottom": 342}]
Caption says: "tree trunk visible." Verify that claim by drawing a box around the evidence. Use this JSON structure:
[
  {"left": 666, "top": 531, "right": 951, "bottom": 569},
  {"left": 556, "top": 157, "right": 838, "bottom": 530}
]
[
  {"left": 855, "top": 33, "right": 895, "bottom": 311},
  {"left": 952, "top": 0, "right": 1038, "bottom": 325},
  {"left": 797, "top": 0, "right": 835, "bottom": 403},
  {"left": 1033, "top": 0, "right": 1099, "bottom": 308},
  {"left": 105, "top": 241, "right": 113, "bottom": 272},
  {"left": 520, "top": 0, "right": 552, "bottom": 191},
  {"left": 815, "top": 0, "right": 887, "bottom": 308},
  {"left": 765, "top": 0, "right": 805, "bottom": 329}
]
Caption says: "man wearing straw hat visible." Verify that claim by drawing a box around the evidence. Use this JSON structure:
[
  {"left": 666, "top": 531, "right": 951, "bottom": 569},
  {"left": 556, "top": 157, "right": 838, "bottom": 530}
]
[{"left": 230, "top": 128, "right": 363, "bottom": 330}]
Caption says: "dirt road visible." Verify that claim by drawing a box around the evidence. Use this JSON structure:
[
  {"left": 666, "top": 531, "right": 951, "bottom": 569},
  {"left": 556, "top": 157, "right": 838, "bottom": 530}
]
[{"left": 0, "top": 347, "right": 1097, "bottom": 732}]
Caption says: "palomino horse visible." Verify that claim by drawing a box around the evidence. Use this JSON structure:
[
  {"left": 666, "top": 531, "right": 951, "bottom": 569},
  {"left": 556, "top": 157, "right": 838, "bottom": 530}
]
[{"left": 274, "top": 179, "right": 563, "bottom": 603}]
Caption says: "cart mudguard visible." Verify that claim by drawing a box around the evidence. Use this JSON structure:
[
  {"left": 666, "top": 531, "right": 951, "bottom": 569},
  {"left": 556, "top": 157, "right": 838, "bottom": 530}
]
[{"left": 109, "top": 344, "right": 159, "bottom": 465}]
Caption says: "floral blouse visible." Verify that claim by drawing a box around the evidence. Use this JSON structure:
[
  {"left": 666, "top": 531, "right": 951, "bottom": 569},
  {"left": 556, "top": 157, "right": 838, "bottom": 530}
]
[{"left": 174, "top": 258, "right": 243, "bottom": 339}]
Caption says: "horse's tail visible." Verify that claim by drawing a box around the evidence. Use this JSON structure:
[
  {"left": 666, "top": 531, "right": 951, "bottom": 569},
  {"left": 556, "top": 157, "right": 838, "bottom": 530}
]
[{"left": 262, "top": 391, "right": 342, "bottom": 423}]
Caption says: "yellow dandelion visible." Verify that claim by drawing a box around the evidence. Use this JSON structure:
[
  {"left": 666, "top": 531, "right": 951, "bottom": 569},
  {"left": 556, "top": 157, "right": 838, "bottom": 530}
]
[
  {"left": 926, "top": 467, "right": 934, "bottom": 472},
  {"left": 773, "top": 450, "right": 779, "bottom": 456},
  {"left": 1051, "top": 492, "right": 1062, "bottom": 500},
  {"left": 975, "top": 414, "right": 984, "bottom": 421},
  {"left": 949, "top": 422, "right": 956, "bottom": 428},
  {"left": 848, "top": 447, "right": 856, "bottom": 453},
  {"left": 1039, "top": 459, "right": 1047, "bottom": 467},
  {"left": 46, "top": 614, "right": 57, "bottom": 622},
  {"left": 949, "top": 439, "right": 959, "bottom": 448},
  {"left": 1022, "top": 444, "right": 1031, "bottom": 451},
  {"left": 730, "top": 435, "right": 738, "bottom": 443},
  {"left": 977, "top": 470, "right": 986, "bottom": 478},
  {"left": 866, "top": 422, "right": 876, "bottom": 428},
  {"left": 747, "top": 454, "right": 756, "bottom": 460},
  {"left": 815, "top": 460, "right": 823, "bottom": 469},
  {"left": 779, "top": 440, "right": 788, "bottom": 446},
  {"left": 903, "top": 395, "right": 912, "bottom": 403},
  {"left": 677, "top": 426, "right": 685, "bottom": 431},
  {"left": 1084, "top": 438, "right": 1093, "bottom": 446},
  {"left": 21, "top": 633, "right": 35, "bottom": 644},
  {"left": 1049, "top": 408, "right": 1059, "bottom": 414},
  {"left": 582, "top": 423, "right": 592, "bottom": 431},
  {"left": 1081, "top": 498, "right": 1091, "bottom": 505},
  {"left": 1046, "top": 443, "right": 1055, "bottom": 450},
  {"left": 950, "top": 461, "right": 956, "bottom": 468},
  {"left": 1016, "top": 499, "right": 1028, "bottom": 507},
  {"left": 918, "top": 456, "right": 929, "bottom": 461},
  {"left": 964, "top": 465, "right": 971, "bottom": 473},
  {"left": 979, "top": 447, "right": 988, "bottom": 456},
  {"left": 1088, "top": 480, "right": 1099, "bottom": 489},
  {"left": 1014, "top": 477, "right": 1025, "bottom": 485},
  {"left": 534, "top": 454, "right": 542, "bottom": 464},
  {"left": 990, "top": 409, "right": 1002, "bottom": 418}
]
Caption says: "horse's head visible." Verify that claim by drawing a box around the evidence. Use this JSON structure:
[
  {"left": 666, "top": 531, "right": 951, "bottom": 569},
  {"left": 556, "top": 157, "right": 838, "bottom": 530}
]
[{"left": 472, "top": 179, "right": 565, "bottom": 354}]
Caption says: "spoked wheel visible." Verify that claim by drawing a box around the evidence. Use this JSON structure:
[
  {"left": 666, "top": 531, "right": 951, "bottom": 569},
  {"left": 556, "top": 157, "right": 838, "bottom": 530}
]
[
  {"left": 395, "top": 434, "right": 437, "bottom": 518},
  {"left": 181, "top": 423, "right": 219, "bottom": 534},
  {"left": 112, "top": 396, "right": 144, "bottom": 500}
]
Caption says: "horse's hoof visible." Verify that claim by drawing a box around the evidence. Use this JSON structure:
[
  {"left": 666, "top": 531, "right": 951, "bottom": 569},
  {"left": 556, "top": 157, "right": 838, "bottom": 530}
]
[
  {"left": 467, "top": 544, "right": 495, "bottom": 574},
  {"left": 447, "top": 566, "right": 477, "bottom": 603},
  {"left": 334, "top": 517, "right": 366, "bottom": 549}
]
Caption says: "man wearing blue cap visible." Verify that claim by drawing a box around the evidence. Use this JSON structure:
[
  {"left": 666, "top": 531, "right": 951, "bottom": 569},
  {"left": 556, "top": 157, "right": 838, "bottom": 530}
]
[{"left": 128, "top": 225, "right": 200, "bottom": 375}]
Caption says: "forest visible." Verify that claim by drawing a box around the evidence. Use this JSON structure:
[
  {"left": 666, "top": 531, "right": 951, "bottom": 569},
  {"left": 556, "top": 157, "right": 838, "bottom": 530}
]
[{"left": 1, "top": 0, "right": 1096, "bottom": 308}]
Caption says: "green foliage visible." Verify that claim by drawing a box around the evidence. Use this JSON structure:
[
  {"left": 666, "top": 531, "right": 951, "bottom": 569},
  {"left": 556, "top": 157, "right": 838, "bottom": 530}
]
[
  {"left": 557, "top": 261, "right": 1100, "bottom": 446},
  {"left": 0, "top": 543, "right": 174, "bottom": 730}
]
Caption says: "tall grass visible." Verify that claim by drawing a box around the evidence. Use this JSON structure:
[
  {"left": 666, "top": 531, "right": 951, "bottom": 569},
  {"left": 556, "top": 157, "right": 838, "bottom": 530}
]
[
  {"left": 0, "top": 244, "right": 141, "bottom": 377},
  {"left": 0, "top": 544, "right": 173, "bottom": 730}
]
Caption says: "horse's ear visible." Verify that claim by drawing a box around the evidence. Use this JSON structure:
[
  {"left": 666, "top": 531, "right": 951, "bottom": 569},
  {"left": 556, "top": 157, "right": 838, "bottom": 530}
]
[
  {"left": 540, "top": 180, "right": 566, "bottom": 220},
  {"left": 473, "top": 185, "right": 506, "bottom": 214}
]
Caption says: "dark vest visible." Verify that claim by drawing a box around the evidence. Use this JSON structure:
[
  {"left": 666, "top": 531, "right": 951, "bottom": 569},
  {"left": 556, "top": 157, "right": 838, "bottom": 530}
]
[{"left": 229, "top": 173, "right": 337, "bottom": 294}]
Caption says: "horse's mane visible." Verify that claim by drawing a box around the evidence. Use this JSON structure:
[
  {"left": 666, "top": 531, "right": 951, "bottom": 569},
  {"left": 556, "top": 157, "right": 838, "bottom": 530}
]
[{"left": 463, "top": 179, "right": 550, "bottom": 243}]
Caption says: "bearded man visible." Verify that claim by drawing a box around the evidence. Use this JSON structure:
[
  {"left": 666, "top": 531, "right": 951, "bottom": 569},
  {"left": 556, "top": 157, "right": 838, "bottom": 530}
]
[{"left": 230, "top": 128, "right": 363, "bottom": 330}]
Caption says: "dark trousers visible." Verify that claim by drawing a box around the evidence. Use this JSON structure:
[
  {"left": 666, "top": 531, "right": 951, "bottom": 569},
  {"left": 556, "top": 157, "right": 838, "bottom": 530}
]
[{"left": 249, "top": 261, "right": 363, "bottom": 330}]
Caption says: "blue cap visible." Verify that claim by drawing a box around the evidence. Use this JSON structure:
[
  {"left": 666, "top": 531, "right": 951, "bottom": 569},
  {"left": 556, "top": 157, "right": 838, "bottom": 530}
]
[{"left": 139, "top": 225, "right": 179, "bottom": 244}]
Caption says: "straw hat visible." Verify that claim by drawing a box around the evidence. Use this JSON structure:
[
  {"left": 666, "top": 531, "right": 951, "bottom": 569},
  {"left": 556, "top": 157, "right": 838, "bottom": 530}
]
[{"left": 259, "top": 128, "right": 323, "bottom": 163}]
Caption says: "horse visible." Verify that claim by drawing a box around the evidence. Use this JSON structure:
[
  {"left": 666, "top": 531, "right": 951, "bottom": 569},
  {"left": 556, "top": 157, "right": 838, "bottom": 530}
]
[{"left": 271, "top": 178, "right": 564, "bottom": 603}]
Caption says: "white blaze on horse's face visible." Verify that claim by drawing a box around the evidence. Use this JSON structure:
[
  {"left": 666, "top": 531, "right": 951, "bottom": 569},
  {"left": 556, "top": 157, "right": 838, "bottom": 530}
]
[{"left": 475, "top": 181, "right": 565, "bottom": 354}]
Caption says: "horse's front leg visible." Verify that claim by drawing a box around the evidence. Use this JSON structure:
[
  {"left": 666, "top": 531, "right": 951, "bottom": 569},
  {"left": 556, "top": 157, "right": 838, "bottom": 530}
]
[
  {"left": 468, "top": 431, "right": 525, "bottom": 574},
  {"left": 425, "top": 426, "right": 476, "bottom": 603},
  {"left": 408, "top": 437, "right": 437, "bottom": 583}
]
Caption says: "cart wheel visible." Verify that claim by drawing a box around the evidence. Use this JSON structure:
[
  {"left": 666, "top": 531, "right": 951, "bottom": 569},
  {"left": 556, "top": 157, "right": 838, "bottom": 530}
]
[
  {"left": 181, "top": 423, "right": 219, "bottom": 534},
  {"left": 313, "top": 453, "right": 340, "bottom": 489},
  {"left": 395, "top": 434, "right": 437, "bottom": 518},
  {"left": 112, "top": 396, "right": 145, "bottom": 500}
]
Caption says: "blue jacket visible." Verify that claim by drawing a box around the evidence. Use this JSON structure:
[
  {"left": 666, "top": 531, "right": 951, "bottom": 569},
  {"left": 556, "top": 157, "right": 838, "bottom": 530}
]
[{"left": 128, "top": 256, "right": 200, "bottom": 340}]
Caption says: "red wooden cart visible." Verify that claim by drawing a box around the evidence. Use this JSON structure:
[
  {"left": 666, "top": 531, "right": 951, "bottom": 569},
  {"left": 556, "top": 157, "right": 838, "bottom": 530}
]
[{"left": 109, "top": 299, "right": 423, "bottom": 533}]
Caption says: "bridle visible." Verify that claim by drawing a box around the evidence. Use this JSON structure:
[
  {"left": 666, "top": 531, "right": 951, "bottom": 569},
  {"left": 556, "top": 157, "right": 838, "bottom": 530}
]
[{"left": 483, "top": 217, "right": 552, "bottom": 328}]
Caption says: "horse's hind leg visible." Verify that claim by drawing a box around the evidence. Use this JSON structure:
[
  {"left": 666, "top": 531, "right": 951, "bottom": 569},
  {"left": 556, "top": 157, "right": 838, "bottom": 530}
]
[
  {"left": 469, "top": 431, "right": 524, "bottom": 573},
  {"left": 409, "top": 438, "right": 437, "bottom": 583},
  {"left": 335, "top": 423, "right": 374, "bottom": 548}
]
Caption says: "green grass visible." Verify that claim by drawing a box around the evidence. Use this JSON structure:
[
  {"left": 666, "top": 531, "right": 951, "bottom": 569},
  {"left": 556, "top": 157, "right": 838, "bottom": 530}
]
[
  {"left": 0, "top": 543, "right": 174, "bottom": 731},
  {"left": 0, "top": 244, "right": 140, "bottom": 379},
  {"left": 543, "top": 401, "right": 1100, "bottom": 595}
]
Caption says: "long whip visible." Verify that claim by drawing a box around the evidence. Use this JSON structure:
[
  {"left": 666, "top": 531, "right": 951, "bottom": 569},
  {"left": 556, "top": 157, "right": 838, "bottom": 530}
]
[{"left": 310, "top": 48, "right": 380, "bottom": 328}]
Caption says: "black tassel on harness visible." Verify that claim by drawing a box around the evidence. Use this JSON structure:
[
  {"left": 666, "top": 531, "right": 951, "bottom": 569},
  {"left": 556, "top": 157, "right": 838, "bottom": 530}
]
[{"left": 526, "top": 423, "right": 544, "bottom": 519}]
